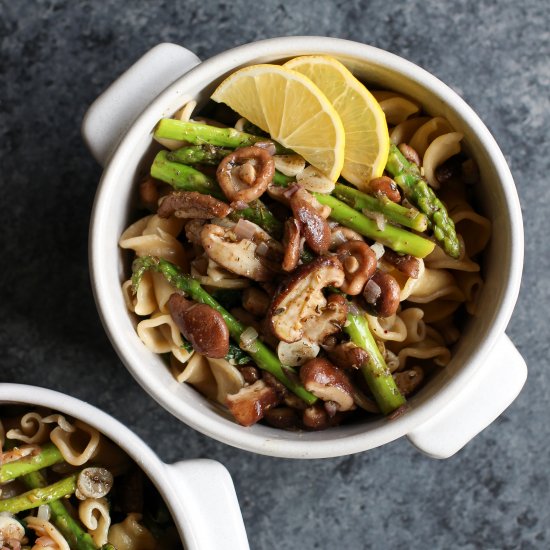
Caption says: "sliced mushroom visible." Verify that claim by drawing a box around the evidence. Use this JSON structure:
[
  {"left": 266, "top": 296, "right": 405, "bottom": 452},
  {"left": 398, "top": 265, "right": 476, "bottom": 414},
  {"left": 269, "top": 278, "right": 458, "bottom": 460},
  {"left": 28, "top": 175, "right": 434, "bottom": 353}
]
[
  {"left": 302, "top": 405, "right": 331, "bottom": 430},
  {"left": 184, "top": 219, "right": 206, "bottom": 246},
  {"left": 268, "top": 256, "right": 345, "bottom": 343},
  {"left": 368, "top": 176, "right": 402, "bottom": 203},
  {"left": 300, "top": 294, "right": 348, "bottom": 344},
  {"left": 299, "top": 358, "right": 355, "bottom": 412},
  {"left": 216, "top": 146, "right": 275, "bottom": 205},
  {"left": 289, "top": 186, "right": 331, "bottom": 254},
  {"left": 325, "top": 341, "right": 369, "bottom": 370},
  {"left": 226, "top": 380, "right": 281, "bottom": 426},
  {"left": 200, "top": 223, "right": 275, "bottom": 282},
  {"left": 329, "top": 225, "right": 364, "bottom": 250},
  {"left": 394, "top": 366, "right": 424, "bottom": 396},
  {"left": 282, "top": 217, "right": 302, "bottom": 272},
  {"left": 157, "top": 191, "right": 231, "bottom": 219},
  {"left": 139, "top": 177, "right": 159, "bottom": 210},
  {"left": 76, "top": 467, "right": 114, "bottom": 500},
  {"left": 242, "top": 287, "right": 271, "bottom": 317},
  {"left": 263, "top": 407, "right": 301, "bottom": 430},
  {"left": 362, "top": 270, "right": 401, "bottom": 318},
  {"left": 336, "top": 240, "right": 377, "bottom": 295},
  {"left": 382, "top": 249, "right": 421, "bottom": 279},
  {"left": 168, "top": 293, "right": 230, "bottom": 358},
  {"left": 277, "top": 339, "right": 320, "bottom": 367}
]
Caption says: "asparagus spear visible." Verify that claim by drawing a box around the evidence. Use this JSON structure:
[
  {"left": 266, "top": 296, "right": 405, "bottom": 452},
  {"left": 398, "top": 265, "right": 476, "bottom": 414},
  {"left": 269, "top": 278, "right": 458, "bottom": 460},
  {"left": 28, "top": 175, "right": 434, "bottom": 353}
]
[
  {"left": 0, "top": 442, "right": 64, "bottom": 482},
  {"left": 332, "top": 183, "right": 428, "bottom": 232},
  {"left": 344, "top": 313, "right": 406, "bottom": 415},
  {"left": 132, "top": 256, "right": 317, "bottom": 405},
  {"left": 385, "top": 143, "right": 460, "bottom": 258},
  {"left": 167, "top": 144, "right": 232, "bottom": 165},
  {"left": 0, "top": 473, "right": 77, "bottom": 514},
  {"left": 313, "top": 193, "right": 435, "bottom": 258},
  {"left": 151, "top": 150, "right": 284, "bottom": 238},
  {"left": 22, "top": 470, "right": 98, "bottom": 550},
  {"left": 155, "top": 118, "right": 288, "bottom": 153}
]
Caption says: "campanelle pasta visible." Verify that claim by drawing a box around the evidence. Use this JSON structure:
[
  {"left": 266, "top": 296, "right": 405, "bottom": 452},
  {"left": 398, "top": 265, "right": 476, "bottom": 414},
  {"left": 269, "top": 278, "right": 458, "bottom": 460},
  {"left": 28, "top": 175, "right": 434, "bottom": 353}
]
[{"left": 118, "top": 68, "right": 492, "bottom": 429}]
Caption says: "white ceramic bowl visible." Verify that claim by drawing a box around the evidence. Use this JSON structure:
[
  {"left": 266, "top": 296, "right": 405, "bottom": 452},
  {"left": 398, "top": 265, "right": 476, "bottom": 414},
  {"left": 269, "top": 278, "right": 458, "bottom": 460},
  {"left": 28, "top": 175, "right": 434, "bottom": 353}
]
[
  {"left": 0, "top": 384, "right": 249, "bottom": 550},
  {"left": 84, "top": 37, "right": 527, "bottom": 459}
]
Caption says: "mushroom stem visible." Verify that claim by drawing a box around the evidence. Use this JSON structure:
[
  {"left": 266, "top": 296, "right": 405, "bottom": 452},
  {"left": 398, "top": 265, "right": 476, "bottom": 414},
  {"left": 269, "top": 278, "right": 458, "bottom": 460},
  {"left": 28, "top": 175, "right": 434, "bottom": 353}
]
[
  {"left": 344, "top": 312, "right": 406, "bottom": 415},
  {"left": 132, "top": 256, "right": 317, "bottom": 405}
]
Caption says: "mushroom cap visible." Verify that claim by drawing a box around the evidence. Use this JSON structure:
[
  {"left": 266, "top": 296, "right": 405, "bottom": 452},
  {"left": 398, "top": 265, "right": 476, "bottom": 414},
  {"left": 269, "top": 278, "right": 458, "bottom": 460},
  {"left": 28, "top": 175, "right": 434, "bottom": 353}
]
[
  {"left": 299, "top": 358, "right": 355, "bottom": 412},
  {"left": 76, "top": 467, "right": 114, "bottom": 500},
  {"left": 268, "top": 256, "right": 345, "bottom": 343},
  {"left": 201, "top": 223, "right": 274, "bottom": 282}
]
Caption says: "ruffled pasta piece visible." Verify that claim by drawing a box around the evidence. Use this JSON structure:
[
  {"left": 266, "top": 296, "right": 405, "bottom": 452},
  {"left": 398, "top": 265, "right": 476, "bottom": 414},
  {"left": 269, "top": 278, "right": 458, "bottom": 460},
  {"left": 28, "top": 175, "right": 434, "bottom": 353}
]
[
  {"left": 26, "top": 516, "right": 70, "bottom": 550},
  {"left": 366, "top": 313, "right": 407, "bottom": 342},
  {"left": 122, "top": 272, "right": 157, "bottom": 316},
  {"left": 207, "top": 357, "right": 245, "bottom": 404},
  {"left": 422, "top": 132, "right": 463, "bottom": 189},
  {"left": 5, "top": 412, "right": 50, "bottom": 444},
  {"left": 456, "top": 271, "right": 484, "bottom": 315},
  {"left": 394, "top": 336, "right": 451, "bottom": 370},
  {"left": 390, "top": 116, "right": 430, "bottom": 145},
  {"left": 50, "top": 420, "right": 100, "bottom": 467},
  {"left": 372, "top": 91, "right": 420, "bottom": 125},
  {"left": 431, "top": 316, "right": 461, "bottom": 345},
  {"left": 409, "top": 117, "right": 454, "bottom": 158},
  {"left": 418, "top": 300, "right": 462, "bottom": 323},
  {"left": 79, "top": 497, "right": 111, "bottom": 547},
  {"left": 136, "top": 312, "right": 192, "bottom": 364},
  {"left": 399, "top": 308, "right": 426, "bottom": 345},
  {"left": 120, "top": 215, "right": 187, "bottom": 269},
  {"left": 425, "top": 237, "right": 480, "bottom": 272},
  {"left": 171, "top": 353, "right": 218, "bottom": 401},
  {"left": 451, "top": 207, "right": 492, "bottom": 258},
  {"left": 407, "top": 268, "right": 465, "bottom": 304},
  {"left": 108, "top": 513, "right": 156, "bottom": 550},
  {"left": 380, "top": 258, "right": 425, "bottom": 301},
  {"left": 151, "top": 271, "right": 176, "bottom": 313}
]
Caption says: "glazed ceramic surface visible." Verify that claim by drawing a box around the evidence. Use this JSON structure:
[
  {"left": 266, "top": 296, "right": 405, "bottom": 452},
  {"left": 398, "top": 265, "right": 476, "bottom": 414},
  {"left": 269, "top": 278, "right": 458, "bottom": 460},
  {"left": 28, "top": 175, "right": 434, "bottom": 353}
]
[{"left": 84, "top": 37, "right": 526, "bottom": 459}]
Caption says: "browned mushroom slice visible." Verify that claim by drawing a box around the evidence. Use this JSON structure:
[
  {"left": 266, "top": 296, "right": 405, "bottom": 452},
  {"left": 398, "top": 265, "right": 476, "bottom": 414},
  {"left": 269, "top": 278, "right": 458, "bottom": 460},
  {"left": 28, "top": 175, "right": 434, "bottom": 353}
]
[
  {"left": 300, "top": 358, "right": 355, "bottom": 412},
  {"left": 216, "top": 146, "right": 275, "bottom": 205},
  {"left": 394, "top": 366, "right": 424, "bottom": 396},
  {"left": 226, "top": 380, "right": 281, "bottom": 426},
  {"left": 158, "top": 191, "right": 231, "bottom": 219},
  {"left": 325, "top": 341, "right": 369, "bottom": 370},
  {"left": 301, "top": 294, "right": 348, "bottom": 344},
  {"left": 282, "top": 218, "right": 302, "bottom": 272},
  {"left": 200, "top": 223, "right": 275, "bottom": 282},
  {"left": 268, "top": 256, "right": 345, "bottom": 343},
  {"left": 289, "top": 186, "right": 331, "bottom": 254},
  {"left": 362, "top": 270, "right": 401, "bottom": 318},
  {"left": 168, "top": 293, "right": 229, "bottom": 358},
  {"left": 336, "top": 240, "right": 377, "bottom": 295},
  {"left": 382, "top": 249, "right": 421, "bottom": 279}
]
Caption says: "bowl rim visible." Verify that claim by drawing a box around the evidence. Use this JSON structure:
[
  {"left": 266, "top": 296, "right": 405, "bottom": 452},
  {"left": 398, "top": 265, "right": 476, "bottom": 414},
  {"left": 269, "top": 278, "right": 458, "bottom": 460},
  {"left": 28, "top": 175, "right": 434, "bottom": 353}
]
[{"left": 89, "top": 36, "right": 524, "bottom": 458}]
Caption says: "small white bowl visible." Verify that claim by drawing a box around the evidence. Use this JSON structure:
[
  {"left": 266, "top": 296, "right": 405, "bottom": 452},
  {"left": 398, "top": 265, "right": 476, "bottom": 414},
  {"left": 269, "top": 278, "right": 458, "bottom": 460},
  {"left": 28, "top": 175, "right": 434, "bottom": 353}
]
[
  {"left": 0, "top": 384, "right": 249, "bottom": 550},
  {"left": 84, "top": 37, "right": 526, "bottom": 459}
]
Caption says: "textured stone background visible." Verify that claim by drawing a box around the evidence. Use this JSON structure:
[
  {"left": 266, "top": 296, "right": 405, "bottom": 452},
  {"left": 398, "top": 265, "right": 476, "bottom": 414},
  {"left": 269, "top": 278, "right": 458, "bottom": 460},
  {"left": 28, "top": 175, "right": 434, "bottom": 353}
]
[{"left": 1, "top": 1, "right": 549, "bottom": 548}]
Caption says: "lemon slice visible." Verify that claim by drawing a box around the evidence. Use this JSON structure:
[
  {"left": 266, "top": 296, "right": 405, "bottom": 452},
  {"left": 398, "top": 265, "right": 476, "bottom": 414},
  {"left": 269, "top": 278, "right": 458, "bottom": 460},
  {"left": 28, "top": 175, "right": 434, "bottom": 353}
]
[
  {"left": 211, "top": 64, "right": 345, "bottom": 182},
  {"left": 284, "top": 55, "right": 389, "bottom": 189}
]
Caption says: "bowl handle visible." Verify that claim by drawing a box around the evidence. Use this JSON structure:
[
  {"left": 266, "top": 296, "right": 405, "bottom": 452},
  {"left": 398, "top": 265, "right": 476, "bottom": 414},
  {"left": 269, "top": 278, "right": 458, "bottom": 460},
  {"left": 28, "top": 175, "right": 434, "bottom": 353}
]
[
  {"left": 81, "top": 42, "right": 200, "bottom": 166},
  {"left": 407, "top": 333, "right": 527, "bottom": 459},
  {"left": 164, "top": 459, "right": 250, "bottom": 550}
]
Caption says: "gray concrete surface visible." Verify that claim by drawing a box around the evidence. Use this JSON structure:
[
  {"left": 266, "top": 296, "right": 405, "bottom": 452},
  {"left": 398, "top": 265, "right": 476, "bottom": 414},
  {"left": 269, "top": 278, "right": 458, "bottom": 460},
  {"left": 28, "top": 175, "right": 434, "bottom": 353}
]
[{"left": 1, "top": 1, "right": 548, "bottom": 548}]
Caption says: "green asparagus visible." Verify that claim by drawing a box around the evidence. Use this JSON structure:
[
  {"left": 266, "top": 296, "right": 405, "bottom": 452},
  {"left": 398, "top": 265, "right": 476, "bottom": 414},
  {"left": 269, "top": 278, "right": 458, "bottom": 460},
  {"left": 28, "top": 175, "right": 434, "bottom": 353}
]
[
  {"left": 132, "top": 256, "right": 317, "bottom": 405},
  {"left": 22, "top": 470, "right": 98, "bottom": 550},
  {"left": 0, "top": 473, "right": 77, "bottom": 514},
  {"left": 332, "top": 183, "right": 428, "bottom": 232},
  {"left": 151, "top": 150, "right": 284, "bottom": 238},
  {"left": 166, "top": 144, "right": 232, "bottom": 165},
  {"left": 0, "top": 442, "right": 64, "bottom": 482},
  {"left": 344, "top": 313, "right": 406, "bottom": 415},
  {"left": 313, "top": 193, "right": 435, "bottom": 258},
  {"left": 385, "top": 143, "right": 460, "bottom": 258},
  {"left": 155, "top": 118, "right": 288, "bottom": 153}
]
